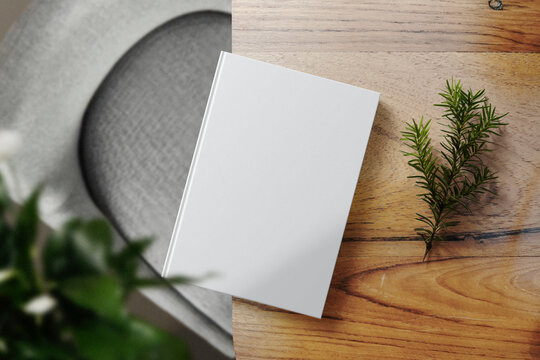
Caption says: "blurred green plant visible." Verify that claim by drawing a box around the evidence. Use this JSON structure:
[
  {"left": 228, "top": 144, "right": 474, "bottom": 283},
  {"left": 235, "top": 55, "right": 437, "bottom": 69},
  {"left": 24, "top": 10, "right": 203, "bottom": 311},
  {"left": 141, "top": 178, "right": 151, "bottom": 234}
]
[{"left": 0, "top": 171, "right": 190, "bottom": 360}]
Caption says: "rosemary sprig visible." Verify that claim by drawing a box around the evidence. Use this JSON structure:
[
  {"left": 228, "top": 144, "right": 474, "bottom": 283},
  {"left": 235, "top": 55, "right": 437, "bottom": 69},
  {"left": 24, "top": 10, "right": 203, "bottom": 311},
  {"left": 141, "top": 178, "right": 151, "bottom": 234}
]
[{"left": 401, "top": 79, "right": 508, "bottom": 260}]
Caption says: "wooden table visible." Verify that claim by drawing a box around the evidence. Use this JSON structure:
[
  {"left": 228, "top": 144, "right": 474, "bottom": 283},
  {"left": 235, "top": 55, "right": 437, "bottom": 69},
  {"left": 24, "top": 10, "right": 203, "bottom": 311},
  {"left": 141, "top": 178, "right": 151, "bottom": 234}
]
[{"left": 231, "top": 1, "right": 540, "bottom": 359}]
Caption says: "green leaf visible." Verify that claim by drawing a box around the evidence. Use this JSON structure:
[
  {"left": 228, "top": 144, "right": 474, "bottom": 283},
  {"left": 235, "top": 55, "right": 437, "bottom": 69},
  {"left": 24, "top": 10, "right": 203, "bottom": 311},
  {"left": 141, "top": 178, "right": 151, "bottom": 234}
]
[
  {"left": 45, "top": 218, "right": 115, "bottom": 279},
  {"left": 140, "top": 334, "right": 191, "bottom": 360},
  {"left": 59, "top": 275, "right": 124, "bottom": 319},
  {"left": 70, "top": 219, "right": 113, "bottom": 275},
  {"left": 0, "top": 268, "right": 26, "bottom": 301},
  {"left": 11, "top": 339, "right": 75, "bottom": 360},
  {"left": 129, "top": 318, "right": 190, "bottom": 360},
  {"left": 81, "top": 219, "right": 113, "bottom": 252},
  {"left": 73, "top": 318, "right": 190, "bottom": 360},
  {"left": 109, "top": 238, "right": 151, "bottom": 289},
  {"left": 43, "top": 219, "right": 98, "bottom": 279},
  {"left": 0, "top": 219, "right": 13, "bottom": 267},
  {"left": 73, "top": 321, "right": 125, "bottom": 360},
  {"left": 43, "top": 224, "right": 74, "bottom": 279},
  {"left": 133, "top": 275, "right": 192, "bottom": 288},
  {"left": 0, "top": 174, "right": 9, "bottom": 214},
  {"left": 12, "top": 188, "right": 41, "bottom": 289}
]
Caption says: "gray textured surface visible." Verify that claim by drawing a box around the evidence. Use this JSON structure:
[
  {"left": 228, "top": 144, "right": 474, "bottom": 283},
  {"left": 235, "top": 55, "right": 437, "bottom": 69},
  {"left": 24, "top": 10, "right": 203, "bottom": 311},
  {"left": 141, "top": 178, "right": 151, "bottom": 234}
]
[
  {"left": 80, "top": 11, "right": 233, "bottom": 338},
  {"left": 0, "top": 0, "right": 234, "bottom": 357}
]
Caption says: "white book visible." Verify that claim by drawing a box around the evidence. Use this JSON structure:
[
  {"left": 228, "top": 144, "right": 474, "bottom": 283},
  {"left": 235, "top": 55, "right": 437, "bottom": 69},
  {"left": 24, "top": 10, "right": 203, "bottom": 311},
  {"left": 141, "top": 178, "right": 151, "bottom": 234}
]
[{"left": 163, "top": 52, "right": 380, "bottom": 318}]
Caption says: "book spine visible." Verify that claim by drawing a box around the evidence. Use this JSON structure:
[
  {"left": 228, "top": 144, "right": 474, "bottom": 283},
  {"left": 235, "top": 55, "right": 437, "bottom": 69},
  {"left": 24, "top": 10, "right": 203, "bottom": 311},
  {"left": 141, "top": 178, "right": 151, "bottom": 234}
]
[{"left": 162, "top": 51, "right": 228, "bottom": 277}]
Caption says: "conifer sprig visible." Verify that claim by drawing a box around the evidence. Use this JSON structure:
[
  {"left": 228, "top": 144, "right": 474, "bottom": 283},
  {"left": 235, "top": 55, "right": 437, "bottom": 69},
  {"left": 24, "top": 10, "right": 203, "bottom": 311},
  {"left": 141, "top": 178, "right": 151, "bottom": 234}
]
[{"left": 401, "top": 79, "right": 508, "bottom": 260}]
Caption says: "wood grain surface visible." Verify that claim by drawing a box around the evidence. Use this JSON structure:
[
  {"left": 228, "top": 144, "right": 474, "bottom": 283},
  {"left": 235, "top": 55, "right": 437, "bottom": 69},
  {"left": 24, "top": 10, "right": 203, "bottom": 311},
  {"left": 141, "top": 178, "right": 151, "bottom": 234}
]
[
  {"left": 232, "top": 1, "right": 540, "bottom": 359},
  {"left": 233, "top": 0, "right": 540, "bottom": 53}
]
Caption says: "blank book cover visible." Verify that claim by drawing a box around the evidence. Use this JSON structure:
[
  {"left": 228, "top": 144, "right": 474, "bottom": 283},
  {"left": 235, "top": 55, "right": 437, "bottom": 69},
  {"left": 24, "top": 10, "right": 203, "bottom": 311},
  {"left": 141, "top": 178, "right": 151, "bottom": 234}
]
[{"left": 163, "top": 52, "right": 380, "bottom": 318}]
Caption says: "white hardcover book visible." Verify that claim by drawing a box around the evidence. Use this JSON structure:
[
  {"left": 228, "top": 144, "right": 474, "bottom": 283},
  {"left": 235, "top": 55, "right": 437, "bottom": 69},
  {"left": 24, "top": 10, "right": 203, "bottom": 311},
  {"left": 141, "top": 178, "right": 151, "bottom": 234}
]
[{"left": 163, "top": 52, "right": 380, "bottom": 318}]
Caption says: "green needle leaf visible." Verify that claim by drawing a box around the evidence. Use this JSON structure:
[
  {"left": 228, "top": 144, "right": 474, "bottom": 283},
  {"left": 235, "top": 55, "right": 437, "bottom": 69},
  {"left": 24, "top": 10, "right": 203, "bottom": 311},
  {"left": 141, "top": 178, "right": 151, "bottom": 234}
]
[{"left": 401, "top": 79, "right": 507, "bottom": 260}]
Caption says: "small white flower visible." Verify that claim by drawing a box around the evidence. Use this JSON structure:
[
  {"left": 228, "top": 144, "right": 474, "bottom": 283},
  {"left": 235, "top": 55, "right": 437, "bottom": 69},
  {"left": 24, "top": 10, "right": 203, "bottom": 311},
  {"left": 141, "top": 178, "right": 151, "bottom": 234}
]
[
  {"left": 0, "top": 269, "right": 14, "bottom": 284},
  {"left": 0, "top": 130, "right": 22, "bottom": 161},
  {"left": 23, "top": 294, "right": 57, "bottom": 315}
]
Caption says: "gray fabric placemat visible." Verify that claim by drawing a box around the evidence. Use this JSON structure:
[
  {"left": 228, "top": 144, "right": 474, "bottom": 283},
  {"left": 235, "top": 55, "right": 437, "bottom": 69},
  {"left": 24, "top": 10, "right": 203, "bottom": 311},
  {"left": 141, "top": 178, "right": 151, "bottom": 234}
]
[{"left": 80, "top": 11, "right": 233, "bottom": 336}]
